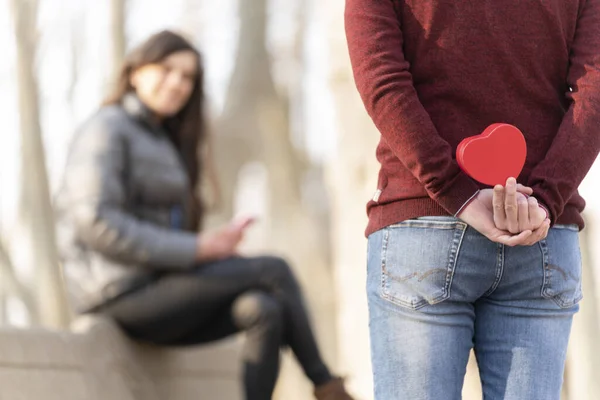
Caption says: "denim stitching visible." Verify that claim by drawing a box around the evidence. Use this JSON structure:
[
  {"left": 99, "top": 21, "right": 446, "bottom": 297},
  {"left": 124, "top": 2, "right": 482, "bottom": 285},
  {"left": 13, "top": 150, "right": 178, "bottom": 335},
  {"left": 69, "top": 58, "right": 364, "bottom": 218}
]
[
  {"left": 388, "top": 219, "right": 461, "bottom": 229},
  {"left": 540, "top": 237, "right": 583, "bottom": 308},
  {"left": 446, "top": 222, "right": 467, "bottom": 300},
  {"left": 380, "top": 228, "right": 390, "bottom": 301},
  {"left": 379, "top": 221, "right": 467, "bottom": 310},
  {"left": 539, "top": 239, "right": 552, "bottom": 299},
  {"left": 484, "top": 243, "right": 505, "bottom": 296}
]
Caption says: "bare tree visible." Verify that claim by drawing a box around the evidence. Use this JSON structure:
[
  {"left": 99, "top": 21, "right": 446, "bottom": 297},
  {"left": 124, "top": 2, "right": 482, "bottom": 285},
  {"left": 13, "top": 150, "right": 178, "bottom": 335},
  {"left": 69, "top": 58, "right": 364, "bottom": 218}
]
[
  {"left": 109, "top": 0, "right": 127, "bottom": 88},
  {"left": 0, "top": 294, "right": 4, "bottom": 324},
  {"left": 264, "top": 2, "right": 339, "bottom": 398},
  {"left": 0, "top": 241, "right": 37, "bottom": 322},
  {"left": 325, "top": 0, "right": 382, "bottom": 397},
  {"left": 66, "top": 9, "right": 85, "bottom": 115},
  {"left": 208, "top": 1, "right": 339, "bottom": 398},
  {"left": 563, "top": 215, "right": 600, "bottom": 400},
  {"left": 206, "top": 2, "right": 264, "bottom": 227},
  {"left": 9, "top": 0, "right": 70, "bottom": 329}
]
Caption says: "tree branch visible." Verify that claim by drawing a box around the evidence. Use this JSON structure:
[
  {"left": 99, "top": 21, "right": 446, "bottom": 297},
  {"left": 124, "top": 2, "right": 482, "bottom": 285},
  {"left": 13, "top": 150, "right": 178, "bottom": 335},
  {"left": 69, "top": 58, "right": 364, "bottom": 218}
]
[{"left": 0, "top": 241, "right": 37, "bottom": 320}]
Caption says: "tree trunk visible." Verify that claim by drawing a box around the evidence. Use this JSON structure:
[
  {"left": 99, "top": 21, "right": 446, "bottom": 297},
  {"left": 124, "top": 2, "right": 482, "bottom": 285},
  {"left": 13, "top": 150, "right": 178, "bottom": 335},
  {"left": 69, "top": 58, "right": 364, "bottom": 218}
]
[
  {"left": 0, "top": 242, "right": 37, "bottom": 321},
  {"left": 205, "top": 0, "right": 265, "bottom": 228},
  {"left": 563, "top": 214, "right": 600, "bottom": 400},
  {"left": 67, "top": 10, "right": 84, "bottom": 114},
  {"left": 324, "top": 0, "right": 380, "bottom": 397},
  {"left": 109, "top": 0, "right": 127, "bottom": 87},
  {"left": 0, "top": 293, "right": 5, "bottom": 325},
  {"left": 251, "top": 1, "right": 338, "bottom": 396},
  {"left": 209, "top": 1, "right": 338, "bottom": 398},
  {"left": 9, "top": 0, "right": 70, "bottom": 329}
]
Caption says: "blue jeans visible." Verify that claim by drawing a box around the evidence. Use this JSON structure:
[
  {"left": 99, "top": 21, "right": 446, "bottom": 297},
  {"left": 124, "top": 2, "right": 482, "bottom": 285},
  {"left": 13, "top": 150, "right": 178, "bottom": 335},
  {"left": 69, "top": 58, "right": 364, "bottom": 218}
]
[{"left": 367, "top": 216, "right": 582, "bottom": 400}]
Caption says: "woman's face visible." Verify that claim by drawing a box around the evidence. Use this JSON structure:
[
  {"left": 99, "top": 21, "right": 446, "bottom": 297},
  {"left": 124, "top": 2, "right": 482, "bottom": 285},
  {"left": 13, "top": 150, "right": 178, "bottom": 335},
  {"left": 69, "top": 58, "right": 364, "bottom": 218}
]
[{"left": 130, "top": 50, "right": 198, "bottom": 118}]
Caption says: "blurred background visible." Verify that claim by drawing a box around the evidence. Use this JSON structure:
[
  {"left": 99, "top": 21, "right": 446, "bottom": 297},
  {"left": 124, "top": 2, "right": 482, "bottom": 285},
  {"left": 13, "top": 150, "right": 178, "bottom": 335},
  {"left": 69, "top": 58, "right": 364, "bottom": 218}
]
[{"left": 0, "top": 0, "right": 599, "bottom": 399}]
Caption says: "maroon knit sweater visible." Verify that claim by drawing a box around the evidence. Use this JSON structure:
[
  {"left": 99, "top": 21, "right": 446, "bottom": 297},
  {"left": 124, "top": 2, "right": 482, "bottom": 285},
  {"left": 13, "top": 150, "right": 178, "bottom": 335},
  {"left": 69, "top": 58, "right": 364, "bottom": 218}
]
[{"left": 345, "top": 0, "right": 600, "bottom": 237}]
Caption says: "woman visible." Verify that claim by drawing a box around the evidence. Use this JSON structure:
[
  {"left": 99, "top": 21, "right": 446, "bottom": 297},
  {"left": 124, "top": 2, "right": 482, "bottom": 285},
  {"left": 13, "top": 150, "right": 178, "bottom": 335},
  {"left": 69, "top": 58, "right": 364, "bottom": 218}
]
[
  {"left": 345, "top": 0, "right": 598, "bottom": 398},
  {"left": 55, "top": 30, "right": 353, "bottom": 400}
]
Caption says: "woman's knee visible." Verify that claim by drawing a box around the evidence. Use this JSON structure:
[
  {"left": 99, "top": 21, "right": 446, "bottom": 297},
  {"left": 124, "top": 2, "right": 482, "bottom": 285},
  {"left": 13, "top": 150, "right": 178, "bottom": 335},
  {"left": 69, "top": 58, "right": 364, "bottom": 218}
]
[
  {"left": 257, "top": 256, "right": 297, "bottom": 285},
  {"left": 232, "top": 291, "right": 283, "bottom": 330}
]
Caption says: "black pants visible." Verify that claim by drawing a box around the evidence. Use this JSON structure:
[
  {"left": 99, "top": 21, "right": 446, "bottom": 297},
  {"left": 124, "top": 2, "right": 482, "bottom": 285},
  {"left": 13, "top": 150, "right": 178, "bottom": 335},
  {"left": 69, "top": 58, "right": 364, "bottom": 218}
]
[{"left": 98, "top": 256, "right": 332, "bottom": 400}]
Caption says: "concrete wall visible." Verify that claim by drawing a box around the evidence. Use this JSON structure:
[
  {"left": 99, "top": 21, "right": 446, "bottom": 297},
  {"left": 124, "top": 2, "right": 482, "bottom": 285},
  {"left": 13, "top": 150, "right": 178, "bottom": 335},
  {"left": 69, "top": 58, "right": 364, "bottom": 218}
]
[{"left": 0, "top": 316, "right": 242, "bottom": 400}]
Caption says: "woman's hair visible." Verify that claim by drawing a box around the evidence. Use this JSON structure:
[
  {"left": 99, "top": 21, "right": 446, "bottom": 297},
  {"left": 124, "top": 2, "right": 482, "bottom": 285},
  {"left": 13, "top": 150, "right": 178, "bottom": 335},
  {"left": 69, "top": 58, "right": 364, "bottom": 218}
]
[{"left": 104, "top": 30, "right": 211, "bottom": 230}]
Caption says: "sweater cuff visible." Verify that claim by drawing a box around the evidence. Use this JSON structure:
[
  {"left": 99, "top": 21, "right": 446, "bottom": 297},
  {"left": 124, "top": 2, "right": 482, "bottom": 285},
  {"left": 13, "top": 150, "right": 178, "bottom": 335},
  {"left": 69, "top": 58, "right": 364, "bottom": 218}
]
[
  {"left": 538, "top": 203, "right": 551, "bottom": 222},
  {"left": 432, "top": 172, "right": 481, "bottom": 216},
  {"left": 454, "top": 190, "right": 480, "bottom": 217},
  {"left": 528, "top": 185, "right": 558, "bottom": 227}
]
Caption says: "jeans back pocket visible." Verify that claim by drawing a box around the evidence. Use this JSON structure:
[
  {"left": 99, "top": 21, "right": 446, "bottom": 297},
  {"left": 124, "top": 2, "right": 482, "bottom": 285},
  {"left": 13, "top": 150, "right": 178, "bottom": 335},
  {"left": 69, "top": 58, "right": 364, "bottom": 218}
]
[
  {"left": 540, "top": 225, "right": 583, "bottom": 308},
  {"left": 381, "top": 217, "right": 467, "bottom": 310}
]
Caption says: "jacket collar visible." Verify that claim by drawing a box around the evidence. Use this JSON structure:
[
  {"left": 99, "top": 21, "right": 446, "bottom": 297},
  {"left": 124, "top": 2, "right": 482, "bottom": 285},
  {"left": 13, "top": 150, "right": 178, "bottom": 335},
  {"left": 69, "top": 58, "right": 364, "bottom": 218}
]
[{"left": 121, "top": 92, "right": 165, "bottom": 136}]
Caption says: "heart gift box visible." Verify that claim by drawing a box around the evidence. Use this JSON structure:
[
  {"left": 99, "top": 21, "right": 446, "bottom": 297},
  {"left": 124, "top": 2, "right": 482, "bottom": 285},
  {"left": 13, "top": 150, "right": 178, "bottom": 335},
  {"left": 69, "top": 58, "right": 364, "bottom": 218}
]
[{"left": 456, "top": 123, "right": 527, "bottom": 186}]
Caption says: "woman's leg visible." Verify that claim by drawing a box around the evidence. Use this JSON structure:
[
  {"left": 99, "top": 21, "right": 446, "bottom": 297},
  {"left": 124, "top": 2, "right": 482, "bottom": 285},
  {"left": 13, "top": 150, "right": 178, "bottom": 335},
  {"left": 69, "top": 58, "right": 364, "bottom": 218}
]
[
  {"left": 99, "top": 256, "right": 332, "bottom": 392},
  {"left": 238, "top": 256, "right": 333, "bottom": 386},
  {"left": 179, "top": 290, "right": 285, "bottom": 400},
  {"left": 101, "top": 283, "right": 285, "bottom": 399}
]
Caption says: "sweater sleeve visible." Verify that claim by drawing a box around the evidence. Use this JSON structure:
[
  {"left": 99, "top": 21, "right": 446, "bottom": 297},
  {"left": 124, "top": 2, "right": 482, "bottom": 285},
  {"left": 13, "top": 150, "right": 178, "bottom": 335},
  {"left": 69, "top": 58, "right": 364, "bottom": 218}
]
[
  {"left": 344, "top": 0, "right": 480, "bottom": 215},
  {"left": 526, "top": 0, "right": 600, "bottom": 224}
]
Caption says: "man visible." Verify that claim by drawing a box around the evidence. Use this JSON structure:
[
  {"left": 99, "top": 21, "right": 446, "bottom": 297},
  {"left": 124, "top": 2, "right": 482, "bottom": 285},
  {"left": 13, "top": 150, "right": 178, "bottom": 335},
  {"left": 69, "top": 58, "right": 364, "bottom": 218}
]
[{"left": 345, "top": 0, "right": 599, "bottom": 398}]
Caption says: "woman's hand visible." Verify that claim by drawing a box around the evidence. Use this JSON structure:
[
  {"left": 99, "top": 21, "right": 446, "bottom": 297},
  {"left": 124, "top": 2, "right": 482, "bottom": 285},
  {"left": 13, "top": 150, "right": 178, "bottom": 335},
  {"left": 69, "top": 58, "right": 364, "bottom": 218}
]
[{"left": 196, "top": 216, "right": 256, "bottom": 262}]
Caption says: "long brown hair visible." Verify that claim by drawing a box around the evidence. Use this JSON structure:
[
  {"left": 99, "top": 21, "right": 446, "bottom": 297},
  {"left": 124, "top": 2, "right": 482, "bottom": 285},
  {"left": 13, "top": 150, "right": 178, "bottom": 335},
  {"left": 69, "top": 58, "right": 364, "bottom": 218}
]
[{"left": 104, "top": 30, "right": 211, "bottom": 230}]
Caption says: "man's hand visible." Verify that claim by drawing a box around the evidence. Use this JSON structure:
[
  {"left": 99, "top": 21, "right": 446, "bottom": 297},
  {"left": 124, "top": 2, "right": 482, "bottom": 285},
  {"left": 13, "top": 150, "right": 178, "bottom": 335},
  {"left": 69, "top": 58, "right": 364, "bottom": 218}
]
[
  {"left": 491, "top": 177, "right": 549, "bottom": 245},
  {"left": 458, "top": 189, "right": 534, "bottom": 246},
  {"left": 493, "top": 177, "right": 547, "bottom": 233}
]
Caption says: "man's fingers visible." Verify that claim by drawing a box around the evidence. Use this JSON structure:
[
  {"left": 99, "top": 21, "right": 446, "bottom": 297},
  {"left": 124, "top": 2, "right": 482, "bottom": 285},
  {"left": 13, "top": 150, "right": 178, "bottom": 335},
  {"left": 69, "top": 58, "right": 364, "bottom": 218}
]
[
  {"left": 517, "top": 196, "right": 529, "bottom": 232},
  {"left": 516, "top": 183, "right": 533, "bottom": 195},
  {"left": 495, "top": 229, "right": 532, "bottom": 247},
  {"left": 523, "top": 219, "right": 550, "bottom": 246},
  {"left": 541, "top": 219, "right": 550, "bottom": 239},
  {"left": 504, "top": 177, "right": 519, "bottom": 233},
  {"left": 515, "top": 218, "right": 550, "bottom": 246},
  {"left": 493, "top": 185, "right": 507, "bottom": 228},
  {"left": 527, "top": 197, "right": 546, "bottom": 228}
]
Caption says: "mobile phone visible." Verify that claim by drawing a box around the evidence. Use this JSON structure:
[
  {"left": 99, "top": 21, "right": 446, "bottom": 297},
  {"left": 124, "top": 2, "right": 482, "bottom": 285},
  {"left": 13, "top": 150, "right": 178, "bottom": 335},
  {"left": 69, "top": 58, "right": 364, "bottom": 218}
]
[{"left": 231, "top": 215, "right": 256, "bottom": 230}]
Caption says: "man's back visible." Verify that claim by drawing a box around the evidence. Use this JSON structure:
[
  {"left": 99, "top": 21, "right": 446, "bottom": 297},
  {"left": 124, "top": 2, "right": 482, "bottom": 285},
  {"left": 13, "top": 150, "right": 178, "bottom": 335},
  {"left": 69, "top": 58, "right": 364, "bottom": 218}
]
[
  {"left": 345, "top": 0, "right": 599, "bottom": 236},
  {"left": 401, "top": 0, "right": 575, "bottom": 150}
]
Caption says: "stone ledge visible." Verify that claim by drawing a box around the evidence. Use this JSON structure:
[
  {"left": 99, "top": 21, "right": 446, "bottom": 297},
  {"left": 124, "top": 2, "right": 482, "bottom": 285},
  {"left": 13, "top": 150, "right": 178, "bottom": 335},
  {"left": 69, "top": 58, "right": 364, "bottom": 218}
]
[{"left": 0, "top": 316, "right": 243, "bottom": 400}]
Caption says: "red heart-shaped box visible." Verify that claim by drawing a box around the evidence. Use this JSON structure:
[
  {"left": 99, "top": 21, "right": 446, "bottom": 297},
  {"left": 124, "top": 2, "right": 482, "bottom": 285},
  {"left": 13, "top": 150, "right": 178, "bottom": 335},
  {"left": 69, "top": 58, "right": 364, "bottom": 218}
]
[{"left": 456, "top": 123, "right": 527, "bottom": 186}]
